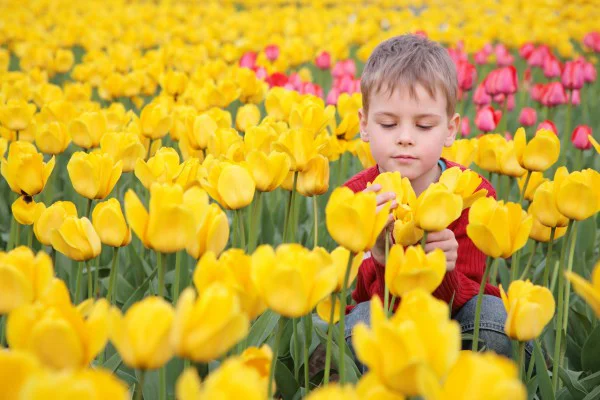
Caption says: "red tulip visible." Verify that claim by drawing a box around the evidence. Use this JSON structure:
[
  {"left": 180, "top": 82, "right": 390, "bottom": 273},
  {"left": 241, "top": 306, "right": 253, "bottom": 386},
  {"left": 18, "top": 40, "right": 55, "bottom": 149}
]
[
  {"left": 543, "top": 55, "right": 562, "bottom": 78},
  {"left": 485, "top": 66, "right": 518, "bottom": 95},
  {"left": 541, "top": 82, "right": 567, "bottom": 107},
  {"left": 265, "top": 72, "right": 288, "bottom": 87},
  {"left": 530, "top": 83, "right": 546, "bottom": 103},
  {"left": 264, "top": 44, "right": 280, "bottom": 62},
  {"left": 537, "top": 120, "right": 558, "bottom": 135},
  {"left": 583, "top": 32, "right": 600, "bottom": 52},
  {"left": 518, "top": 107, "right": 537, "bottom": 127},
  {"left": 494, "top": 44, "right": 514, "bottom": 66},
  {"left": 457, "top": 61, "right": 477, "bottom": 91},
  {"left": 561, "top": 60, "right": 585, "bottom": 90},
  {"left": 527, "top": 45, "right": 551, "bottom": 67},
  {"left": 519, "top": 43, "right": 536, "bottom": 60},
  {"left": 475, "top": 105, "right": 501, "bottom": 132},
  {"left": 473, "top": 81, "right": 492, "bottom": 106},
  {"left": 460, "top": 116, "right": 471, "bottom": 136},
  {"left": 300, "top": 82, "right": 323, "bottom": 97},
  {"left": 239, "top": 51, "right": 257, "bottom": 69},
  {"left": 315, "top": 51, "right": 331, "bottom": 70},
  {"left": 448, "top": 47, "right": 468, "bottom": 64},
  {"left": 571, "top": 125, "right": 593, "bottom": 150}
]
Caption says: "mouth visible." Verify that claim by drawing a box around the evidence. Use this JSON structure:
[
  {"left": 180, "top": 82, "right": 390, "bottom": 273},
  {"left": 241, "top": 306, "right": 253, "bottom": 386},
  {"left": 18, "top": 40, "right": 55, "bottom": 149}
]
[{"left": 392, "top": 155, "right": 417, "bottom": 160}]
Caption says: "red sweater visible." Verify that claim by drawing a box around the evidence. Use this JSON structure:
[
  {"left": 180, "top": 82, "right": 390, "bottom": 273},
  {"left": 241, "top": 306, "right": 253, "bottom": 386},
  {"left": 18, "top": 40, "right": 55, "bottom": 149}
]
[{"left": 344, "top": 158, "right": 500, "bottom": 316}]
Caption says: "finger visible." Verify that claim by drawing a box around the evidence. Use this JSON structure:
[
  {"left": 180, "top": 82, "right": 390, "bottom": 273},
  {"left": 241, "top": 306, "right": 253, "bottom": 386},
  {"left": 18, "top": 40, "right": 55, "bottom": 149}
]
[
  {"left": 375, "top": 192, "right": 396, "bottom": 205},
  {"left": 426, "top": 229, "right": 453, "bottom": 242},
  {"left": 424, "top": 240, "right": 457, "bottom": 253},
  {"left": 363, "top": 184, "right": 382, "bottom": 193},
  {"left": 446, "top": 262, "right": 456, "bottom": 272}
]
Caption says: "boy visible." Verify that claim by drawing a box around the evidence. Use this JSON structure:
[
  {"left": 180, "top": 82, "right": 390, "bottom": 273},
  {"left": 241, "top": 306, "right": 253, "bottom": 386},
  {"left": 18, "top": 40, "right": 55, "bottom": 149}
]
[{"left": 314, "top": 34, "right": 521, "bottom": 375}]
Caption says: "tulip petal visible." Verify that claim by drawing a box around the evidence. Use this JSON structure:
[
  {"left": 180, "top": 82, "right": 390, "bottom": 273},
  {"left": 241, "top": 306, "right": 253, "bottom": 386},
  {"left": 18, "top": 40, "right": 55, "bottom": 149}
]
[
  {"left": 565, "top": 271, "right": 600, "bottom": 317},
  {"left": 30, "top": 318, "right": 84, "bottom": 369},
  {"left": 124, "top": 190, "right": 150, "bottom": 248},
  {"left": 467, "top": 223, "right": 502, "bottom": 258},
  {"left": 0, "top": 265, "right": 33, "bottom": 313}
]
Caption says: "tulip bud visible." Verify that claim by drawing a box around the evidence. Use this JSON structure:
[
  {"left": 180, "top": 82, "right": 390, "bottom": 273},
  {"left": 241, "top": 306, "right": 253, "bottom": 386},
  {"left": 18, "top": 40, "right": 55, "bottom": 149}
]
[
  {"left": 51, "top": 216, "right": 101, "bottom": 261},
  {"left": 460, "top": 116, "right": 471, "bottom": 136},
  {"left": 457, "top": 61, "right": 477, "bottom": 92},
  {"left": 297, "top": 155, "right": 330, "bottom": 197},
  {"left": 474, "top": 106, "right": 501, "bottom": 133},
  {"left": 235, "top": 104, "right": 261, "bottom": 132},
  {"left": 485, "top": 66, "right": 518, "bottom": 95},
  {"left": 414, "top": 183, "right": 463, "bottom": 232},
  {"left": 0, "top": 100, "right": 36, "bottom": 131},
  {"left": 201, "top": 162, "right": 255, "bottom": 210},
  {"left": 140, "top": 103, "right": 173, "bottom": 140},
  {"left": 239, "top": 51, "right": 257, "bottom": 69},
  {"left": 500, "top": 280, "right": 555, "bottom": 341},
  {"left": 543, "top": 55, "right": 562, "bottom": 78},
  {"left": 385, "top": 244, "right": 446, "bottom": 296},
  {"left": 571, "top": 125, "right": 593, "bottom": 150},
  {"left": 537, "top": 120, "right": 558, "bottom": 135},
  {"left": 11, "top": 196, "right": 45, "bottom": 225},
  {"left": 315, "top": 51, "right": 332, "bottom": 70},
  {"left": 160, "top": 70, "right": 188, "bottom": 98},
  {"left": 514, "top": 127, "right": 560, "bottom": 172},
  {"left": 561, "top": 60, "right": 585, "bottom": 90},
  {"left": 541, "top": 82, "right": 567, "bottom": 107},
  {"left": 583, "top": 61, "right": 596, "bottom": 83},
  {"left": 92, "top": 199, "right": 131, "bottom": 247},
  {"left": 518, "top": 107, "right": 537, "bottom": 127},
  {"left": 69, "top": 111, "right": 108, "bottom": 150},
  {"left": 264, "top": 44, "right": 280, "bottom": 62},
  {"left": 554, "top": 168, "right": 600, "bottom": 221},
  {"left": 473, "top": 82, "right": 492, "bottom": 106},
  {"left": 1, "top": 141, "right": 55, "bottom": 196},
  {"left": 67, "top": 152, "right": 123, "bottom": 200},
  {"left": 565, "top": 261, "right": 600, "bottom": 318}
]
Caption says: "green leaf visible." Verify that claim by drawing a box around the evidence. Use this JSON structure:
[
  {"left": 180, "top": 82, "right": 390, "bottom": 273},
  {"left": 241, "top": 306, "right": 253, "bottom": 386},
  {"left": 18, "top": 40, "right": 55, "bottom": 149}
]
[
  {"left": 289, "top": 316, "right": 319, "bottom": 370},
  {"left": 122, "top": 266, "right": 158, "bottom": 312},
  {"left": 526, "top": 378, "right": 538, "bottom": 400},
  {"left": 247, "top": 310, "right": 280, "bottom": 348},
  {"left": 534, "top": 339, "right": 555, "bottom": 400},
  {"left": 582, "top": 385, "right": 600, "bottom": 400},
  {"left": 581, "top": 325, "right": 600, "bottom": 372},
  {"left": 137, "top": 369, "right": 159, "bottom": 400},
  {"left": 558, "top": 367, "right": 587, "bottom": 400},
  {"left": 275, "top": 359, "right": 300, "bottom": 400},
  {"left": 580, "top": 371, "right": 600, "bottom": 392},
  {"left": 313, "top": 322, "right": 360, "bottom": 383},
  {"left": 102, "top": 351, "right": 123, "bottom": 373}
]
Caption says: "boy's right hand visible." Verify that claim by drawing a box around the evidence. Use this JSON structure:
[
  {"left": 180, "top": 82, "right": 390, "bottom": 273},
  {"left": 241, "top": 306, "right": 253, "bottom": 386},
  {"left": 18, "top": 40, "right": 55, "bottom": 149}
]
[{"left": 363, "top": 184, "right": 397, "bottom": 265}]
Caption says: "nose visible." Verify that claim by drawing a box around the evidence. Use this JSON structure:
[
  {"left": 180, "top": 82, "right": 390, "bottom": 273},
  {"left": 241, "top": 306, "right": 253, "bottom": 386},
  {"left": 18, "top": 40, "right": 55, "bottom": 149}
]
[{"left": 395, "top": 125, "right": 415, "bottom": 146}]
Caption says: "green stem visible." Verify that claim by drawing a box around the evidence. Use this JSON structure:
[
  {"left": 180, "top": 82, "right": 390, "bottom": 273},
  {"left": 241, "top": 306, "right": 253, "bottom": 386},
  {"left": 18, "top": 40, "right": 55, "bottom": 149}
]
[
  {"left": 136, "top": 370, "right": 146, "bottom": 400},
  {"left": 526, "top": 339, "right": 537, "bottom": 381},
  {"left": 388, "top": 295, "right": 397, "bottom": 317},
  {"left": 107, "top": 247, "right": 120, "bottom": 304},
  {"left": 519, "top": 170, "right": 531, "bottom": 205},
  {"left": 323, "top": 292, "right": 336, "bottom": 385},
  {"left": 75, "top": 262, "right": 84, "bottom": 303},
  {"left": 303, "top": 314, "right": 312, "bottom": 393},
  {"left": 159, "top": 366, "right": 166, "bottom": 400},
  {"left": 293, "top": 319, "right": 300, "bottom": 380},
  {"left": 552, "top": 220, "right": 574, "bottom": 392},
  {"left": 472, "top": 257, "right": 495, "bottom": 351},
  {"left": 85, "top": 198, "right": 93, "bottom": 219},
  {"left": 268, "top": 317, "right": 286, "bottom": 399},
  {"left": 282, "top": 189, "right": 293, "bottom": 243},
  {"left": 574, "top": 150, "right": 583, "bottom": 171},
  {"left": 338, "top": 252, "right": 354, "bottom": 384},
  {"left": 248, "top": 191, "right": 262, "bottom": 252},
  {"left": 86, "top": 260, "right": 93, "bottom": 299},
  {"left": 15, "top": 222, "right": 20, "bottom": 248},
  {"left": 312, "top": 195, "right": 318, "bottom": 248},
  {"left": 510, "top": 248, "right": 521, "bottom": 282},
  {"left": 236, "top": 208, "right": 246, "bottom": 250},
  {"left": 383, "top": 233, "right": 390, "bottom": 314},
  {"left": 157, "top": 252, "right": 166, "bottom": 298},
  {"left": 518, "top": 341, "right": 526, "bottom": 382},
  {"left": 94, "top": 256, "right": 100, "bottom": 298},
  {"left": 499, "top": 97, "right": 509, "bottom": 133},
  {"left": 561, "top": 221, "right": 579, "bottom": 360},
  {"left": 173, "top": 251, "right": 182, "bottom": 304},
  {"left": 27, "top": 226, "right": 33, "bottom": 248},
  {"left": 542, "top": 229, "right": 556, "bottom": 287},
  {"left": 519, "top": 241, "right": 539, "bottom": 281},
  {"left": 288, "top": 172, "right": 298, "bottom": 243},
  {"left": 7, "top": 214, "right": 16, "bottom": 250},
  {"left": 0, "top": 314, "right": 6, "bottom": 347},
  {"left": 420, "top": 230, "right": 429, "bottom": 249}
]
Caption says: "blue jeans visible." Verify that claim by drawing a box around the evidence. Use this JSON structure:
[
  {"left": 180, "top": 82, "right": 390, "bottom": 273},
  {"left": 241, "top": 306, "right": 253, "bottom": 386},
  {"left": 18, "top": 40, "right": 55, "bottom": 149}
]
[{"left": 344, "top": 294, "right": 534, "bottom": 373}]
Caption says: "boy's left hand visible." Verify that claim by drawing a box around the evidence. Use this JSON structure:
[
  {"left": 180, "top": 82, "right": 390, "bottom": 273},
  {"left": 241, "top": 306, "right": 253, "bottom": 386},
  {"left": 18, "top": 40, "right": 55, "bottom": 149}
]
[{"left": 423, "top": 229, "right": 458, "bottom": 271}]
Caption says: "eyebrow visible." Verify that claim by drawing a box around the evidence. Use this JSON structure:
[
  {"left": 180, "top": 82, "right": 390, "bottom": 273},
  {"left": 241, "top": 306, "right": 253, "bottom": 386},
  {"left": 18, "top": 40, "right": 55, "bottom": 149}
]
[{"left": 373, "top": 111, "right": 441, "bottom": 119}]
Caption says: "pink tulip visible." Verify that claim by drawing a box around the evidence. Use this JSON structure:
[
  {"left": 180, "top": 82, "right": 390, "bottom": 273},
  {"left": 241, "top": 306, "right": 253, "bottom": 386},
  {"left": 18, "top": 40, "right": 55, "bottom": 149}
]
[
  {"left": 561, "top": 60, "right": 585, "bottom": 90},
  {"left": 332, "top": 59, "right": 356, "bottom": 78},
  {"left": 448, "top": 47, "right": 468, "bottom": 64},
  {"left": 253, "top": 66, "right": 268, "bottom": 80},
  {"left": 571, "top": 89, "right": 581, "bottom": 106},
  {"left": 288, "top": 73, "right": 303, "bottom": 90},
  {"left": 264, "top": 44, "right": 280, "bottom": 62},
  {"left": 583, "top": 61, "right": 597, "bottom": 83},
  {"left": 336, "top": 75, "right": 357, "bottom": 93},
  {"left": 519, "top": 43, "right": 536, "bottom": 60},
  {"left": 518, "top": 107, "right": 537, "bottom": 127},
  {"left": 460, "top": 116, "right": 471, "bottom": 136},
  {"left": 485, "top": 66, "right": 518, "bottom": 95},
  {"left": 527, "top": 45, "right": 551, "bottom": 67},
  {"left": 571, "top": 125, "right": 593, "bottom": 150},
  {"left": 506, "top": 94, "right": 515, "bottom": 111},
  {"left": 583, "top": 32, "right": 600, "bottom": 52},
  {"left": 530, "top": 83, "right": 546, "bottom": 103},
  {"left": 475, "top": 105, "right": 501, "bottom": 132},
  {"left": 543, "top": 55, "right": 562, "bottom": 78},
  {"left": 326, "top": 88, "right": 340, "bottom": 105},
  {"left": 537, "top": 120, "right": 558, "bottom": 135},
  {"left": 494, "top": 44, "right": 514, "bottom": 66},
  {"left": 541, "top": 82, "right": 567, "bottom": 107},
  {"left": 473, "top": 81, "right": 492, "bottom": 106},
  {"left": 315, "top": 51, "right": 331, "bottom": 70},
  {"left": 457, "top": 61, "right": 477, "bottom": 91},
  {"left": 239, "top": 51, "right": 257, "bottom": 69},
  {"left": 474, "top": 50, "right": 489, "bottom": 65}
]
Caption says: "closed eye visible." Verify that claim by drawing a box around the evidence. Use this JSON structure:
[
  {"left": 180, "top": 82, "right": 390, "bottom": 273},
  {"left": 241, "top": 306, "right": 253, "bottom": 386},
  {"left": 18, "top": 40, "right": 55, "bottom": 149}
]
[
  {"left": 380, "top": 123, "right": 396, "bottom": 129},
  {"left": 417, "top": 125, "right": 434, "bottom": 130}
]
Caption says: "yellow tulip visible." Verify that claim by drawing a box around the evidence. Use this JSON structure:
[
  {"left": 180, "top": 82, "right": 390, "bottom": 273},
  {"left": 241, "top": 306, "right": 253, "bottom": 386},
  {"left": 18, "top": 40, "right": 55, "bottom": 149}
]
[
  {"left": 371, "top": 171, "right": 416, "bottom": 207},
  {"left": 0, "top": 246, "right": 54, "bottom": 313},
  {"left": 265, "top": 87, "right": 300, "bottom": 121},
  {"left": 125, "top": 183, "right": 203, "bottom": 253},
  {"left": 565, "top": 261, "right": 600, "bottom": 317},
  {"left": 0, "top": 137, "right": 7, "bottom": 157},
  {"left": 326, "top": 187, "right": 390, "bottom": 253},
  {"left": 514, "top": 127, "right": 560, "bottom": 172},
  {"left": 239, "top": 345, "right": 273, "bottom": 379},
  {"left": 529, "top": 181, "right": 569, "bottom": 228},
  {"left": 53, "top": 48, "right": 75, "bottom": 73},
  {"left": 316, "top": 295, "right": 341, "bottom": 324},
  {"left": 109, "top": 296, "right": 174, "bottom": 370},
  {"left": 473, "top": 134, "right": 505, "bottom": 173},
  {"left": 500, "top": 280, "right": 555, "bottom": 341},
  {"left": 386, "top": 245, "right": 446, "bottom": 296},
  {"left": 0, "top": 99, "right": 36, "bottom": 131},
  {"left": 0, "top": 349, "right": 41, "bottom": 399},
  {"left": 441, "top": 138, "right": 478, "bottom": 167},
  {"left": 246, "top": 150, "right": 291, "bottom": 192},
  {"left": 554, "top": 168, "right": 600, "bottom": 221},
  {"left": 353, "top": 290, "right": 460, "bottom": 395},
  {"left": 289, "top": 97, "right": 335, "bottom": 136},
  {"left": 180, "top": 113, "right": 217, "bottom": 151},
  {"left": 186, "top": 203, "right": 230, "bottom": 260},
  {"left": 19, "top": 368, "right": 129, "bottom": 400},
  {"left": 176, "top": 358, "right": 267, "bottom": 400},
  {"left": 529, "top": 212, "right": 567, "bottom": 242},
  {"left": 297, "top": 155, "right": 330, "bottom": 196},
  {"left": 353, "top": 139, "right": 377, "bottom": 169},
  {"left": 100, "top": 131, "right": 146, "bottom": 173},
  {"left": 1, "top": 141, "right": 55, "bottom": 196},
  {"left": 236, "top": 103, "right": 261, "bottom": 132},
  {"left": 67, "top": 151, "right": 122, "bottom": 200},
  {"left": 33, "top": 82, "right": 63, "bottom": 108},
  {"left": 33, "top": 201, "right": 78, "bottom": 245},
  {"left": 251, "top": 244, "right": 337, "bottom": 318},
  {"left": 170, "top": 285, "right": 249, "bottom": 362},
  {"left": 305, "top": 385, "right": 359, "bottom": 400},
  {"left": 392, "top": 207, "right": 424, "bottom": 246},
  {"left": 51, "top": 216, "right": 101, "bottom": 261},
  {"left": 432, "top": 352, "right": 526, "bottom": 400},
  {"left": 438, "top": 167, "right": 488, "bottom": 209},
  {"left": 160, "top": 70, "right": 188, "bottom": 98},
  {"left": 11, "top": 196, "right": 45, "bottom": 225},
  {"left": 7, "top": 279, "right": 109, "bottom": 370},
  {"left": 273, "top": 128, "right": 325, "bottom": 172},
  {"left": 518, "top": 171, "right": 547, "bottom": 201},
  {"left": 69, "top": 111, "right": 108, "bottom": 149},
  {"left": 201, "top": 162, "right": 255, "bottom": 209},
  {"left": 92, "top": 198, "right": 131, "bottom": 247},
  {"left": 134, "top": 146, "right": 181, "bottom": 188},
  {"left": 325, "top": 246, "right": 365, "bottom": 292},
  {"left": 140, "top": 103, "right": 173, "bottom": 140},
  {"left": 334, "top": 113, "right": 360, "bottom": 141},
  {"left": 466, "top": 197, "right": 532, "bottom": 258},
  {"left": 193, "top": 250, "right": 265, "bottom": 319},
  {"left": 356, "top": 372, "right": 407, "bottom": 400},
  {"left": 40, "top": 100, "right": 76, "bottom": 124},
  {"left": 589, "top": 135, "right": 600, "bottom": 154},
  {"left": 337, "top": 92, "right": 362, "bottom": 119},
  {"left": 498, "top": 140, "right": 527, "bottom": 177},
  {"left": 414, "top": 183, "right": 463, "bottom": 232},
  {"left": 35, "top": 121, "right": 71, "bottom": 155}
]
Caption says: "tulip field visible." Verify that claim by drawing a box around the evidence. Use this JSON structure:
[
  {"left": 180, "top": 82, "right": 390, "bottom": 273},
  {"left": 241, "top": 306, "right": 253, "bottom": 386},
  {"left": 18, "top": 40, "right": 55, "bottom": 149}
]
[{"left": 2, "top": 0, "right": 600, "bottom": 399}]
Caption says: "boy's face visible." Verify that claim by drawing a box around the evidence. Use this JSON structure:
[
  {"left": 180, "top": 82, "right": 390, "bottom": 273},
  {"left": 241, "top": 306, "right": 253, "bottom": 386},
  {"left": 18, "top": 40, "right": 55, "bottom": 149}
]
[{"left": 359, "top": 84, "right": 459, "bottom": 194}]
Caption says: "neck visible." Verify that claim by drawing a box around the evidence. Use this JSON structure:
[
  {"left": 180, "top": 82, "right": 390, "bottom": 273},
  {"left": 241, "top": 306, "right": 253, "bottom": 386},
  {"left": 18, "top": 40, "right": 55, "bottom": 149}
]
[{"left": 411, "top": 163, "right": 442, "bottom": 197}]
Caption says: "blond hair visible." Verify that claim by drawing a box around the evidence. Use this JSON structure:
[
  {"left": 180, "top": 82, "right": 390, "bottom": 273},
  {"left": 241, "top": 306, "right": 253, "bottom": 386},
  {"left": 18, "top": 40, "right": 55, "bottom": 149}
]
[{"left": 360, "top": 34, "right": 458, "bottom": 116}]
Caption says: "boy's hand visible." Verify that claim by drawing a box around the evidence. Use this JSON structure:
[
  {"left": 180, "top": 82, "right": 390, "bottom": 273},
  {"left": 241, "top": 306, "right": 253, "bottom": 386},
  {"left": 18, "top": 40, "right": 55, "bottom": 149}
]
[
  {"left": 423, "top": 229, "right": 458, "bottom": 271},
  {"left": 363, "top": 184, "right": 397, "bottom": 265}
]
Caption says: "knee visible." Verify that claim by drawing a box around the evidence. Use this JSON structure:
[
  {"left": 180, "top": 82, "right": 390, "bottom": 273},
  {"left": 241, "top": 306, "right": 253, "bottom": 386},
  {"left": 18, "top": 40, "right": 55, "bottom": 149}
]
[{"left": 344, "top": 301, "right": 371, "bottom": 339}]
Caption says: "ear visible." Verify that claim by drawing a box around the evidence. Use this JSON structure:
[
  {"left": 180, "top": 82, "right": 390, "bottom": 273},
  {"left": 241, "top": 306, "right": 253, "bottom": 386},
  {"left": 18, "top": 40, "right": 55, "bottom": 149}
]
[
  {"left": 359, "top": 108, "right": 369, "bottom": 142},
  {"left": 444, "top": 113, "right": 460, "bottom": 147}
]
